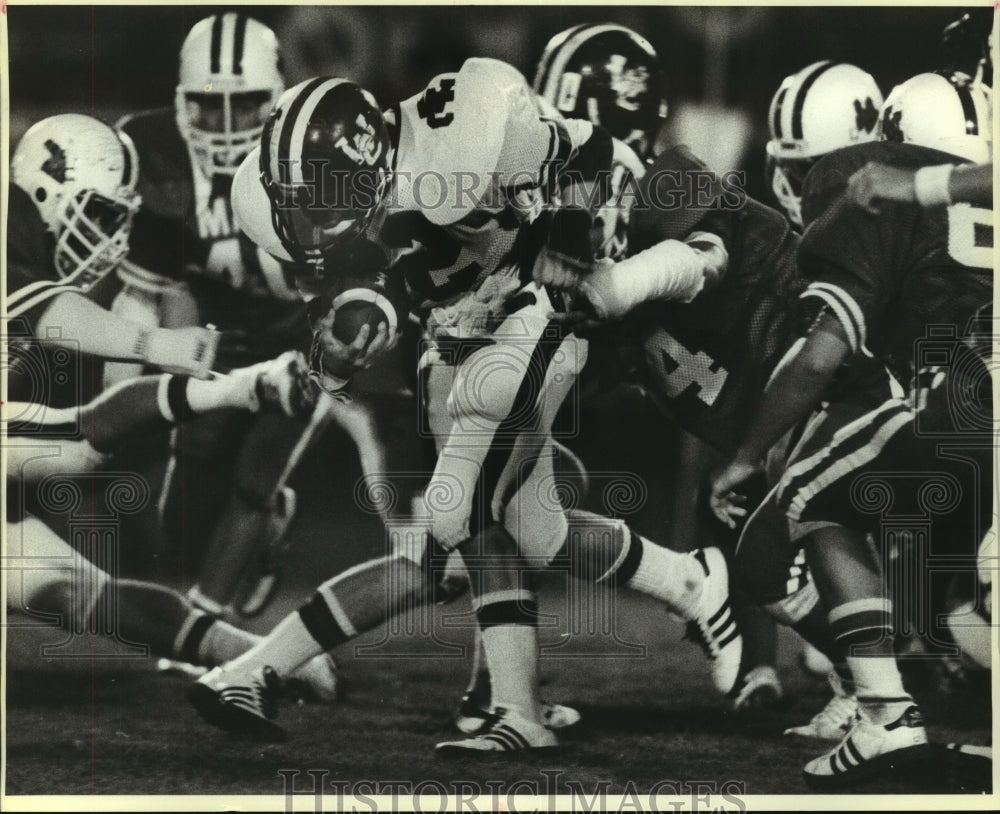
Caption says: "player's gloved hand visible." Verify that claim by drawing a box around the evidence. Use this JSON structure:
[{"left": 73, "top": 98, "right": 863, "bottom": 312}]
[
  {"left": 142, "top": 326, "right": 219, "bottom": 379},
  {"left": 845, "top": 161, "right": 917, "bottom": 214},
  {"left": 709, "top": 457, "right": 761, "bottom": 529}
]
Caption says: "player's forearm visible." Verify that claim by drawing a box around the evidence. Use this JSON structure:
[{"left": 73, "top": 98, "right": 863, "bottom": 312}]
[
  {"left": 732, "top": 324, "right": 849, "bottom": 466},
  {"left": 581, "top": 232, "right": 728, "bottom": 318},
  {"left": 948, "top": 162, "right": 993, "bottom": 206},
  {"left": 34, "top": 292, "right": 148, "bottom": 359}
]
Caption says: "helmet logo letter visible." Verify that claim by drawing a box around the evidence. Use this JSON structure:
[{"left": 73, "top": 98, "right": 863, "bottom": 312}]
[
  {"left": 881, "top": 107, "right": 904, "bottom": 142},
  {"left": 606, "top": 54, "right": 649, "bottom": 112},
  {"left": 335, "top": 114, "right": 384, "bottom": 166},
  {"left": 41, "top": 139, "right": 68, "bottom": 183},
  {"left": 417, "top": 78, "right": 456, "bottom": 129},
  {"left": 854, "top": 97, "right": 879, "bottom": 134}
]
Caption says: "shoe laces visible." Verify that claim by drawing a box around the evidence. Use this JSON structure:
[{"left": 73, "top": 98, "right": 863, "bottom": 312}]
[{"left": 813, "top": 694, "right": 858, "bottom": 731}]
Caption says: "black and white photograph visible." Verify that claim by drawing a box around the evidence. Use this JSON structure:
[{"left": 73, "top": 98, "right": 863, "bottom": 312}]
[{"left": 2, "top": 2, "right": 996, "bottom": 810}]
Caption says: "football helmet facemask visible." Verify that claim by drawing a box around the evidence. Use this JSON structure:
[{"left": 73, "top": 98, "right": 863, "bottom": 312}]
[
  {"left": 176, "top": 13, "right": 285, "bottom": 178},
  {"left": 534, "top": 23, "right": 668, "bottom": 161},
  {"left": 765, "top": 61, "right": 883, "bottom": 228},
  {"left": 259, "top": 77, "right": 392, "bottom": 273},
  {"left": 12, "top": 113, "right": 142, "bottom": 289},
  {"left": 878, "top": 71, "right": 992, "bottom": 164}
]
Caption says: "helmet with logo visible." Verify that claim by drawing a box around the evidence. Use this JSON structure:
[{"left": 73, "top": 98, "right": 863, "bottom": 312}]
[
  {"left": 534, "top": 23, "right": 668, "bottom": 160},
  {"left": 765, "top": 61, "right": 883, "bottom": 228},
  {"left": 11, "top": 113, "right": 142, "bottom": 288},
  {"left": 879, "top": 71, "right": 992, "bottom": 164},
  {"left": 259, "top": 77, "right": 392, "bottom": 272},
  {"left": 176, "top": 13, "right": 285, "bottom": 177}
]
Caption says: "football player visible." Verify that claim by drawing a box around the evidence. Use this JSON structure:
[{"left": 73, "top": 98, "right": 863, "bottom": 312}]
[
  {"left": 6, "top": 351, "right": 339, "bottom": 701},
  {"left": 189, "top": 59, "right": 742, "bottom": 753},
  {"left": 531, "top": 22, "right": 798, "bottom": 715},
  {"left": 7, "top": 113, "right": 219, "bottom": 404},
  {"left": 765, "top": 61, "right": 884, "bottom": 230},
  {"left": 710, "top": 71, "right": 993, "bottom": 788},
  {"left": 116, "top": 13, "right": 385, "bottom": 621}
]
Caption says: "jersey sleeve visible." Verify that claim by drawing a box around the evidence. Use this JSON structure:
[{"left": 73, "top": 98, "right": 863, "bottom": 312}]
[
  {"left": 797, "top": 176, "right": 911, "bottom": 357},
  {"left": 4, "top": 183, "right": 71, "bottom": 329}
]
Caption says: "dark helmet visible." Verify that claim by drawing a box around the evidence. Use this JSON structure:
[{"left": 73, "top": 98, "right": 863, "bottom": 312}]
[
  {"left": 259, "top": 77, "right": 391, "bottom": 270},
  {"left": 534, "top": 23, "right": 668, "bottom": 160}
]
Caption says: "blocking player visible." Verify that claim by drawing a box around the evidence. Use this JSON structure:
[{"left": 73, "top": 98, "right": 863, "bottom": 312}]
[
  {"left": 117, "top": 13, "right": 385, "bottom": 620},
  {"left": 765, "top": 61, "right": 884, "bottom": 231},
  {"left": 6, "top": 351, "right": 340, "bottom": 700},
  {"left": 189, "top": 59, "right": 742, "bottom": 753},
  {"left": 7, "top": 113, "right": 219, "bottom": 405},
  {"left": 710, "top": 71, "right": 993, "bottom": 788}
]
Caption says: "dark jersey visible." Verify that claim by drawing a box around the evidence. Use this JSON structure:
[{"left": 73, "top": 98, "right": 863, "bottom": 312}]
[
  {"left": 631, "top": 147, "right": 808, "bottom": 454},
  {"left": 798, "top": 141, "right": 993, "bottom": 383},
  {"left": 119, "top": 108, "right": 310, "bottom": 364},
  {"left": 5, "top": 183, "right": 106, "bottom": 407}
]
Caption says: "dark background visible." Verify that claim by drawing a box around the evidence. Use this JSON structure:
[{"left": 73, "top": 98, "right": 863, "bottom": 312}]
[{"left": 6, "top": 4, "right": 979, "bottom": 201}]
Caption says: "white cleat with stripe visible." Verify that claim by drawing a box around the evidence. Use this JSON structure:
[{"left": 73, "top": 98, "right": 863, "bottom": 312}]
[
  {"left": 686, "top": 547, "right": 743, "bottom": 695},
  {"left": 437, "top": 707, "right": 558, "bottom": 756},
  {"left": 803, "top": 704, "right": 929, "bottom": 789}
]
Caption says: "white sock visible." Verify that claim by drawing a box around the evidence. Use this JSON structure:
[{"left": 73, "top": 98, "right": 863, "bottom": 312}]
[
  {"left": 626, "top": 534, "right": 704, "bottom": 618},
  {"left": 480, "top": 625, "right": 541, "bottom": 723}
]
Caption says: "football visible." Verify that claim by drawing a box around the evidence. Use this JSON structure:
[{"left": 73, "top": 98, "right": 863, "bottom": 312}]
[{"left": 330, "top": 265, "right": 411, "bottom": 350}]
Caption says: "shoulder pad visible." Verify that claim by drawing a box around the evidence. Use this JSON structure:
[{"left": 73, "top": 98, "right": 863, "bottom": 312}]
[{"left": 395, "top": 58, "right": 541, "bottom": 225}]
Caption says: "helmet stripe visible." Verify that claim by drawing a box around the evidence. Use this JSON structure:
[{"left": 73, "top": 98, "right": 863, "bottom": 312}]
[
  {"left": 772, "top": 86, "right": 789, "bottom": 139},
  {"left": 119, "top": 134, "right": 133, "bottom": 187},
  {"left": 540, "top": 23, "right": 645, "bottom": 105},
  {"left": 272, "top": 78, "right": 344, "bottom": 186},
  {"left": 954, "top": 83, "right": 978, "bottom": 135},
  {"left": 791, "top": 61, "right": 837, "bottom": 139},
  {"left": 209, "top": 14, "right": 223, "bottom": 74},
  {"left": 232, "top": 13, "right": 248, "bottom": 76},
  {"left": 534, "top": 22, "right": 591, "bottom": 94}
]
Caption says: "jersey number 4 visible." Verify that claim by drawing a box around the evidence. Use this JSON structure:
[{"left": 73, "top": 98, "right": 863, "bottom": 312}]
[
  {"left": 947, "top": 203, "right": 993, "bottom": 270},
  {"left": 649, "top": 328, "right": 728, "bottom": 406},
  {"left": 418, "top": 78, "right": 456, "bottom": 129}
]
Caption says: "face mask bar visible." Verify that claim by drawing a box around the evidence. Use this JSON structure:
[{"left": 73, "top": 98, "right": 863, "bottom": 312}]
[
  {"left": 55, "top": 189, "right": 140, "bottom": 289},
  {"left": 179, "top": 89, "right": 274, "bottom": 176}
]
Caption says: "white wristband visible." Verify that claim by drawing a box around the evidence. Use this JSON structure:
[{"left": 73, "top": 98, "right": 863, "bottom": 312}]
[{"left": 913, "top": 164, "right": 954, "bottom": 208}]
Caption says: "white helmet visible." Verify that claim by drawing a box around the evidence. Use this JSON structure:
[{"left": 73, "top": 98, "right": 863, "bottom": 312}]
[
  {"left": 175, "top": 13, "right": 285, "bottom": 177},
  {"left": 11, "top": 114, "right": 141, "bottom": 289},
  {"left": 879, "top": 72, "right": 992, "bottom": 164},
  {"left": 766, "top": 61, "right": 883, "bottom": 228}
]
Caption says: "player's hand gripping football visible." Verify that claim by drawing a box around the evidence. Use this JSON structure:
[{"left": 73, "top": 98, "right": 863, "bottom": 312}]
[
  {"left": 311, "top": 305, "right": 399, "bottom": 390},
  {"left": 709, "top": 458, "right": 761, "bottom": 529}
]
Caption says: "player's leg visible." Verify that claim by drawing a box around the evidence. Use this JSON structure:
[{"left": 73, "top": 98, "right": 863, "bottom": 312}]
[{"left": 5, "top": 517, "right": 338, "bottom": 699}]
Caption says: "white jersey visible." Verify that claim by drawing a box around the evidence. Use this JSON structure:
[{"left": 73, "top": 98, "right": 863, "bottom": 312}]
[{"left": 233, "top": 58, "right": 602, "bottom": 313}]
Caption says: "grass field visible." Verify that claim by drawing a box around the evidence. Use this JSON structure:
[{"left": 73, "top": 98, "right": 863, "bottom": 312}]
[{"left": 3, "top": 391, "right": 994, "bottom": 804}]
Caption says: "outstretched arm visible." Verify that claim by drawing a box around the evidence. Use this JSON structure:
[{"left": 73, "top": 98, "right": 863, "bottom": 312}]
[{"left": 709, "top": 312, "right": 851, "bottom": 527}]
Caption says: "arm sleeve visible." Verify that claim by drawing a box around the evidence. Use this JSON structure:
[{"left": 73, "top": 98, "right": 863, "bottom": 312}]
[{"left": 797, "top": 195, "right": 903, "bottom": 357}]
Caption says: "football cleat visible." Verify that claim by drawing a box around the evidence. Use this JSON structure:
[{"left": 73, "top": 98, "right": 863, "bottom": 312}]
[
  {"left": 285, "top": 653, "right": 341, "bottom": 704},
  {"left": 685, "top": 547, "right": 743, "bottom": 695},
  {"left": 234, "top": 486, "right": 297, "bottom": 618},
  {"left": 188, "top": 664, "right": 287, "bottom": 742},
  {"left": 455, "top": 696, "right": 581, "bottom": 735},
  {"left": 732, "top": 665, "right": 784, "bottom": 713},
  {"left": 785, "top": 670, "right": 858, "bottom": 740},
  {"left": 437, "top": 707, "right": 558, "bottom": 756},
  {"left": 802, "top": 704, "right": 929, "bottom": 790}
]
